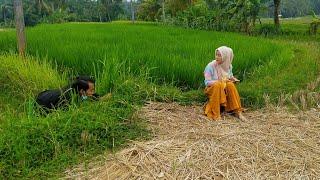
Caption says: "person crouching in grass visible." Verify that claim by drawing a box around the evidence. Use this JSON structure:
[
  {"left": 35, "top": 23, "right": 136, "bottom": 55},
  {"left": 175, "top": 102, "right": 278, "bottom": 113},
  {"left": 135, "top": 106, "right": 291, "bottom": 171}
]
[
  {"left": 36, "top": 75, "right": 99, "bottom": 113},
  {"left": 203, "top": 46, "right": 246, "bottom": 121}
]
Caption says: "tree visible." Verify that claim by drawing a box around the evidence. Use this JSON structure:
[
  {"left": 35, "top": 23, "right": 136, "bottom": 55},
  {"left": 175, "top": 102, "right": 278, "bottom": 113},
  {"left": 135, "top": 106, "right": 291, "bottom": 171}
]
[
  {"left": 13, "top": 0, "right": 26, "bottom": 57},
  {"left": 273, "top": 0, "right": 280, "bottom": 29},
  {"left": 137, "top": 0, "right": 161, "bottom": 21},
  {"left": 311, "top": 0, "right": 320, "bottom": 14},
  {"left": 231, "top": 0, "right": 262, "bottom": 33},
  {"left": 1, "top": 3, "right": 8, "bottom": 24},
  {"left": 162, "top": 0, "right": 165, "bottom": 20},
  {"left": 0, "top": 0, "right": 13, "bottom": 26},
  {"left": 99, "top": 0, "right": 125, "bottom": 22},
  {"left": 131, "top": 0, "right": 135, "bottom": 23},
  {"left": 281, "top": 0, "right": 311, "bottom": 17},
  {"left": 34, "top": 0, "right": 52, "bottom": 16},
  {"left": 166, "top": 0, "right": 190, "bottom": 16}
]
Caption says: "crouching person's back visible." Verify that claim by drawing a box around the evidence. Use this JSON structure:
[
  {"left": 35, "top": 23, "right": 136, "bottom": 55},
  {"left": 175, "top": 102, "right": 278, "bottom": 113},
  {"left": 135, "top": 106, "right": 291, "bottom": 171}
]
[{"left": 36, "top": 75, "right": 97, "bottom": 113}]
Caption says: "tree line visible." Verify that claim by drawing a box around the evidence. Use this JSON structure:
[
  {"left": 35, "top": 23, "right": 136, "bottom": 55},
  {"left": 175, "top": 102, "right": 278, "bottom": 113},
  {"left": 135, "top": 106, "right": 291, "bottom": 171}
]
[
  {"left": 1, "top": 0, "right": 320, "bottom": 31},
  {"left": 1, "top": 0, "right": 130, "bottom": 26}
]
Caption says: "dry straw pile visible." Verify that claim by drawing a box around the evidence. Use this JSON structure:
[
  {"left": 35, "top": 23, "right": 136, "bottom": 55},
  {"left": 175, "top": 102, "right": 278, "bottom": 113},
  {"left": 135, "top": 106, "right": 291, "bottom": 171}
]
[{"left": 65, "top": 102, "right": 320, "bottom": 179}]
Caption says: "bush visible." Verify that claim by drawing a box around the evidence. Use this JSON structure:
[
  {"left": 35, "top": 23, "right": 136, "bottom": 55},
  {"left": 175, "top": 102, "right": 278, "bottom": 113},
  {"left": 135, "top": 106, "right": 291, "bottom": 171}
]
[{"left": 255, "top": 24, "right": 281, "bottom": 36}]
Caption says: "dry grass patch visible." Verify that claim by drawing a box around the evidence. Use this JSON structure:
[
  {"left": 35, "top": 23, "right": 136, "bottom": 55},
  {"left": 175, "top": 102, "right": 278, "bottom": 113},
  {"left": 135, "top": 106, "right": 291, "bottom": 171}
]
[{"left": 65, "top": 102, "right": 320, "bottom": 179}]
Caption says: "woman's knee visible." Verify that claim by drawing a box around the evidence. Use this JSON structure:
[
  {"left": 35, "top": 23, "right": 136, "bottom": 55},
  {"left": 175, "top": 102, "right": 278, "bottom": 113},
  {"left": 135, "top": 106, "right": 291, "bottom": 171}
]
[
  {"left": 205, "top": 82, "right": 221, "bottom": 97},
  {"left": 212, "top": 81, "right": 223, "bottom": 88},
  {"left": 226, "top": 81, "right": 236, "bottom": 89},
  {"left": 206, "top": 82, "right": 222, "bottom": 93}
]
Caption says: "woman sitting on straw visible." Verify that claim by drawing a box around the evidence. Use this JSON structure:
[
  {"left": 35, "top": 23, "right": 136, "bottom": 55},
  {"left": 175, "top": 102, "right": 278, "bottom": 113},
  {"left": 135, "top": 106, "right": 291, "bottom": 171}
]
[{"left": 203, "top": 46, "right": 246, "bottom": 121}]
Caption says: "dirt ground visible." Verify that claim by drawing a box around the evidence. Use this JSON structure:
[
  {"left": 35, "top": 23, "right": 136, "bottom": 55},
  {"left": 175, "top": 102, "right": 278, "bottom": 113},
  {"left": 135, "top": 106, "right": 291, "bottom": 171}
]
[{"left": 65, "top": 102, "right": 320, "bottom": 179}]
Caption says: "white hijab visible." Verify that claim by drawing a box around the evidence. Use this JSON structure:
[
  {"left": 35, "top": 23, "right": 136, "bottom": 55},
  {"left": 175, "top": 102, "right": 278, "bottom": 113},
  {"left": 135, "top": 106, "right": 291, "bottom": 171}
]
[{"left": 215, "top": 46, "right": 234, "bottom": 80}]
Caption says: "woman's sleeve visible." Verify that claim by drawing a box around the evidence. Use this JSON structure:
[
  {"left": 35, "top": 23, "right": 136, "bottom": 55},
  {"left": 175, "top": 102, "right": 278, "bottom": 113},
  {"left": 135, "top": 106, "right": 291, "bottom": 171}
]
[{"left": 204, "top": 65, "right": 218, "bottom": 86}]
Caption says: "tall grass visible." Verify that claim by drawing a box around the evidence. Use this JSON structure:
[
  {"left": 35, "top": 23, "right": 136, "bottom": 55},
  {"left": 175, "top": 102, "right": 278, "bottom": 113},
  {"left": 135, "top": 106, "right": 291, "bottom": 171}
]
[
  {"left": 0, "top": 22, "right": 283, "bottom": 89},
  {"left": 1, "top": 22, "right": 319, "bottom": 106},
  {"left": 239, "top": 41, "right": 320, "bottom": 107},
  {"left": 0, "top": 22, "right": 319, "bottom": 103},
  {"left": 0, "top": 53, "right": 193, "bottom": 178},
  {"left": 256, "top": 16, "right": 320, "bottom": 41},
  {"left": 0, "top": 54, "right": 66, "bottom": 114}
]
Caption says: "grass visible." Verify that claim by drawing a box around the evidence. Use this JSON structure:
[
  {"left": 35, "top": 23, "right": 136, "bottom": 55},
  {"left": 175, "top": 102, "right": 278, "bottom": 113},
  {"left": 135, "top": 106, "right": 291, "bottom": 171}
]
[
  {"left": 256, "top": 16, "right": 320, "bottom": 41},
  {"left": 0, "top": 22, "right": 283, "bottom": 89},
  {"left": 0, "top": 53, "right": 189, "bottom": 178},
  {"left": 0, "top": 21, "right": 319, "bottom": 178},
  {"left": 0, "top": 54, "right": 66, "bottom": 115},
  {"left": 238, "top": 42, "right": 320, "bottom": 106},
  {"left": 1, "top": 22, "right": 318, "bottom": 106}
]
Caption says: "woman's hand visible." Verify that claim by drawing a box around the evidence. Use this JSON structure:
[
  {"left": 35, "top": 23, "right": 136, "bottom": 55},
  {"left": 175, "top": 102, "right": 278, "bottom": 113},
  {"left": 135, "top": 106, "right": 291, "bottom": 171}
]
[{"left": 229, "top": 77, "right": 240, "bottom": 83}]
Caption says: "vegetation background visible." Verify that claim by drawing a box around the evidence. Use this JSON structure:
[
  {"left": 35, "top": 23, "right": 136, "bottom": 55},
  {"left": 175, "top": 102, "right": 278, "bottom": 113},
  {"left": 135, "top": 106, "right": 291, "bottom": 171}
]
[{"left": 0, "top": 0, "right": 319, "bottom": 178}]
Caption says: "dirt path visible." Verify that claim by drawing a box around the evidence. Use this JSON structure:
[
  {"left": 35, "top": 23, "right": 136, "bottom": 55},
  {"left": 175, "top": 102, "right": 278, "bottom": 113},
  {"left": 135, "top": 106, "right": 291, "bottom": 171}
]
[{"left": 65, "top": 102, "right": 320, "bottom": 179}]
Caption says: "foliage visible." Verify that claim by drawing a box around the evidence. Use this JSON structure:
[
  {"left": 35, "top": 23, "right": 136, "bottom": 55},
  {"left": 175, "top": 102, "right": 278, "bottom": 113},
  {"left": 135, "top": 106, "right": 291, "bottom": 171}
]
[
  {"left": 239, "top": 43, "right": 320, "bottom": 107},
  {"left": 255, "top": 23, "right": 281, "bottom": 36},
  {"left": 260, "top": 0, "right": 320, "bottom": 18},
  {"left": 137, "top": 0, "right": 162, "bottom": 21},
  {"left": 1, "top": 0, "right": 319, "bottom": 28},
  {"left": 256, "top": 16, "right": 320, "bottom": 40},
  {"left": 0, "top": 53, "right": 188, "bottom": 178},
  {"left": 0, "top": 20, "right": 319, "bottom": 178},
  {"left": 164, "top": 0, "right": 262, "bottom": 33},
  {"left": 309, "top": 12, "right": 320, "bottom": 35},
  {"left": 1, "top": 22, "right": 318, "bottom": 106},
  {"left": 0, "top": 23, "right": 282, "bottom": 89},
  {"left": 0, "top": 0, "right": 130, "bottom": 26},
  {"left": 0, "top": 0, "right": 13, "bottom": 27}
]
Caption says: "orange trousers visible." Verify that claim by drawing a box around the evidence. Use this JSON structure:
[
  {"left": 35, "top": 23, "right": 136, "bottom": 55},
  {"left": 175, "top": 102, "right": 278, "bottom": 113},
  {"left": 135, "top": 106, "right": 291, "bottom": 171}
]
[{"left": 204, "top": 81, "right": 243, "bottom": 120}]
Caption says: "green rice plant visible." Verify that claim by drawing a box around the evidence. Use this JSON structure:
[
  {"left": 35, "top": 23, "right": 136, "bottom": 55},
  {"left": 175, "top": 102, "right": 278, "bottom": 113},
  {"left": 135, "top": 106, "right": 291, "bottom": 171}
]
[
  {"left": 0, "top": 22, "right": 283, "bottom": 89},
  {"left": 257, "top": 16, "right": 320, "bottom": 41},
  {"left": 0, "top": 22, "right": 319, "bottom": 178},
  {"left": 1, "top": 22, "right": 319, "bottom": 107},
  {"left": 0, "top": 53, "right": 66, "bottom": 114},
  {"left": 238, "top": 42, "right": 320, "bottom": 107}
]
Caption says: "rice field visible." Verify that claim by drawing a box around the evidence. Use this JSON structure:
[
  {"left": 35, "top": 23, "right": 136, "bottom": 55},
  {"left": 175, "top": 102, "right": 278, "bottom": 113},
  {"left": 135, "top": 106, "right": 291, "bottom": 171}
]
[
  {"left": 1, "top": 22, "right": 319, "bottom": 104},
  {"left": 0, "top": 22, "right": 319, "bottom": 178},
  {"left": 258, "top": 16, "right": 320, "bottom": 41},
  {"left": 0, "top": 23, "right": 285, "bottom": 88}
]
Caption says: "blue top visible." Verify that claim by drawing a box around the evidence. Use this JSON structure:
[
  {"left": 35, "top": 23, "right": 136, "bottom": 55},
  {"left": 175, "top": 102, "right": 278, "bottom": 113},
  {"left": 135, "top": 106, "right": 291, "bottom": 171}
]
[{"left": 203, "top": 60, "right": 233, "bottom": 87}]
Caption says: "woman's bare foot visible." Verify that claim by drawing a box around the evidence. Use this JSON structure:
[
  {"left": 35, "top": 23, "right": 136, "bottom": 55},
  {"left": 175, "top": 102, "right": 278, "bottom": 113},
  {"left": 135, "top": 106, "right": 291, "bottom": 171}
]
[
  {"left": 234, "top": 112, "right": 247, "bottom": 121},
  {"left": 213, "top": 116, "right": 222, "bottom": 121}
]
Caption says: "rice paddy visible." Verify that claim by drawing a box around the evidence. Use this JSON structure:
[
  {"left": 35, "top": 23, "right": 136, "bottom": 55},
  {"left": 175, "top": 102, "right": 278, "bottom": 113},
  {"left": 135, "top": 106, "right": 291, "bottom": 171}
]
[{"left": 0, "top": 22, "right": 319, "bottom": 178}]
